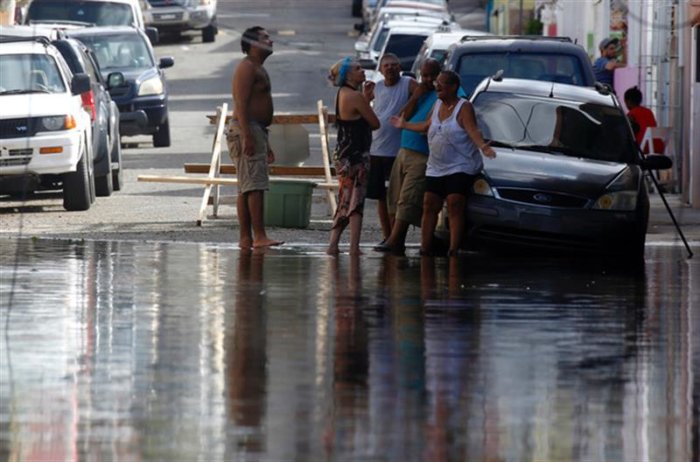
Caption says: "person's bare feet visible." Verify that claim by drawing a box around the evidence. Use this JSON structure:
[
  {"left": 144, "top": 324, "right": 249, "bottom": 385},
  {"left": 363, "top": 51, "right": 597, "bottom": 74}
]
[
  {"left": 326, "top": 245, "right": 339, "bottom": 255},
  {"left": 348, "top": 248, "right": 363, "bottom": 256},
  {"left": 253, "top": 238, "right": 284, "bottom": 248},
  {"left": 239, "top": 238, "right": 252, "bottom": 249}
]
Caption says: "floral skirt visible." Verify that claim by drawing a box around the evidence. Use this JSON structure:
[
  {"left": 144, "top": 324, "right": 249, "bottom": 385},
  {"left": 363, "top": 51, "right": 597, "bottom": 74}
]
[{"left": 332, "top": 152, "right": 370, "bottom": 229}]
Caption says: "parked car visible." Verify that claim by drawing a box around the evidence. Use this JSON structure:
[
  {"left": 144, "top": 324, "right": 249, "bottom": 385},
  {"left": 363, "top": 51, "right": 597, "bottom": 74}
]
[
  {"left": 67, "top": 26, "right": 174, "bottom": 147},
  {"left": 363, "top": 0, "right": 450, "bottom": 32},
  {"left": 444, "top": 36, "right": 597, "bottom": 97},
  {"left": 1, "top": 25, "right": 123, "bottom": 197},
  {"left": 25, "top": 0, "right": 147, "bottom": 30},
  {"left": 447, "top": 77, "right": 672, "bottom": 258},
  {"left": 355, "top": 14, "right": 452, "bottom": 65},
  {"left": 0, "top": 36, "right": 95, "bottom": 210},
  {"left": 143, "top": 0, "right": 218, "bottom": 43},
  {"left": 410, "top": 28, "right": 490, "bottom": 78}
]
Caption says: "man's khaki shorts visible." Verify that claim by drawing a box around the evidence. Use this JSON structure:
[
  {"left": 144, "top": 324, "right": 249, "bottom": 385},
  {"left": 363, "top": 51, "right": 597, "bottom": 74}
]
[
  {"left": 226, "top": 122, "right": 269, "bottom": 194},
  {"left": 387, "top": 148, "right": 427, "bottom": 227}
]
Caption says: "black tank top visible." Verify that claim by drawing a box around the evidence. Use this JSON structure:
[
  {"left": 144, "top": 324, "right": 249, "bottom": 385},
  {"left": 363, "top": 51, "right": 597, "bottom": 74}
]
[{"left": 333, "top": 87, "right": 372, "bottom": 165}]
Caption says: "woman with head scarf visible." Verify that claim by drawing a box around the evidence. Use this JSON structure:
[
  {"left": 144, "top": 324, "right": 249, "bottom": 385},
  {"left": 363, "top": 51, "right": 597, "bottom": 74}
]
[{"left": 326, "top": 58, "right": 380, "bottom": 255}]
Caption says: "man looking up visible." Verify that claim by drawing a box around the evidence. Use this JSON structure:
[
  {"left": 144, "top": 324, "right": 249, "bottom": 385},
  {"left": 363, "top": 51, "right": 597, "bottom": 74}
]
[
  {"left": 228, "top": 26, "right": 283, "bottom": 249},
  {"left": 365, "top": 53, "right": 416, "bottom": 243}
]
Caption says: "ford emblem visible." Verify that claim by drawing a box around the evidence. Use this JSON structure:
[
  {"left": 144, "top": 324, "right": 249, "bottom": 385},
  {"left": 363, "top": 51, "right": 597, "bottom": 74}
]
[{"left": 533, "top": 193, "right": 552, "bottom": 203}]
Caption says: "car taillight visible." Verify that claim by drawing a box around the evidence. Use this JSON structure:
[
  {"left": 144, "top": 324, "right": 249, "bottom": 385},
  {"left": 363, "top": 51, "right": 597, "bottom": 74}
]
[{"left": 81, "top": 90, "right": 96, "bottom": 121}]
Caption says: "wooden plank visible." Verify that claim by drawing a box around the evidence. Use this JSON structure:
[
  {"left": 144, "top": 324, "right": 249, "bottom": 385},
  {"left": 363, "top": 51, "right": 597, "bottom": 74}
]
[
  {"left": 197, "top": 103, "right": 227, "bottom": 225},
  {"left": 183, "top": 163, "right": 335, "bottom": 176},
  {"left": 206, "top": 113, "right": 336, "bottom": 125},
  {"left": 138, "top": 174, "right": 240, "bottom": 186},
  {"left": 317, "top": 99, "right": 338, "bottom": 215}
]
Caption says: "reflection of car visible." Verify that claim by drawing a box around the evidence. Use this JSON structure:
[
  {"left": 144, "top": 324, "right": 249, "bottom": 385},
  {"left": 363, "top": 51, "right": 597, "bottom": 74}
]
[
  {"left": 143, "top": 0, "right": 218, "bottom": 43},
  {"left": 451, "top": 78, "right": 672, "bottom": 258},
  {"left": 445, "top": 36, "right": 597, "bottom": 97},
  {"left": 67, "top": 26, "right": 174, "bottom": 147},
  {"left": 0, "top": 36, "right": 95, "bottom": 210},
  {"left": 25, "top": 0, "right": 147, "bottom": 30}
]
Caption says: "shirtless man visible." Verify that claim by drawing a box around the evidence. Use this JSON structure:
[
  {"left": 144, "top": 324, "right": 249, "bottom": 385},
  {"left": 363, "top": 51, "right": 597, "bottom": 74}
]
[{"left": 228, "top": 26, "right": 282, "bottom": 249}]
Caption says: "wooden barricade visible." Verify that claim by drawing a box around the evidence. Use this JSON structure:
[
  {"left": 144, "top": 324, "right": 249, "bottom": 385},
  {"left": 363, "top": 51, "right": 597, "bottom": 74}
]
[{"left": 137, "top": 100, "right": 339, "bottom": 225}]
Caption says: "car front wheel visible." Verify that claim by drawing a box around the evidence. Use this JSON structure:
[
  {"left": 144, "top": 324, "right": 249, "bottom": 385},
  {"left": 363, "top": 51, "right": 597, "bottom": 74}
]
[
  {"left": 153, "top": 118, "right": 171, "bottom": 147},
  {"left": 202, "top": 22, "right": 216, "bottom": 43},
  {"left": 63, "top": 144, "right": 92, "bottom": 211}
]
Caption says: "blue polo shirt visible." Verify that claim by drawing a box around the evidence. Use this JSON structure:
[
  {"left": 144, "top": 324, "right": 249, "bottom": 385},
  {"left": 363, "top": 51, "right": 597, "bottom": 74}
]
[{"left": 400, "top": 88, "right": 466, "bottom": 155}]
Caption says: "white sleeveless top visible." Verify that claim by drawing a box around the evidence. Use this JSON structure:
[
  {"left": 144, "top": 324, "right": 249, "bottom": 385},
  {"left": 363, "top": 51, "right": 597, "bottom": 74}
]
[
  {"left": 370, "top": 76, "right": 412, "bottom": 158},
  {"left": 426, "top": 99, "right": 483, "bottom": 177}
]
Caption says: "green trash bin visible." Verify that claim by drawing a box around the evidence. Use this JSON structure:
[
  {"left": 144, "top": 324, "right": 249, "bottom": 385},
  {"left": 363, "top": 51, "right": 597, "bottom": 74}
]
[{"left": 264, "top": 179, "right": 316, "bottom": 228}]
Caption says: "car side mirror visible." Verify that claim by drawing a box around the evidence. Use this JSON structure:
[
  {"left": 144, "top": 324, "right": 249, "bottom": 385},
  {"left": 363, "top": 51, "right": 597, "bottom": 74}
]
[
  {"left": 159, "top": 57, "right": 174, "bottom": 69},
  {"left": 107, "top": 72, "right": 126, "bottom": 89},
  {"left": 358, "top": 58, "right": 375, "bottom": 70},
  {"left": 641, "top": 154, "right": 672, "bottom": 171},
  {"left": 146, "top": 27, "right": 159, "bottom": 45},
  {"left": 70, "top": 73, "right": 91, "bottom": 95}
]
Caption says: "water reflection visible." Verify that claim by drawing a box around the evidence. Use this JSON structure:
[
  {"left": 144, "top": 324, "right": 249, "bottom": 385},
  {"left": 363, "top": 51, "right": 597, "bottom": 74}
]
[{"left": 0, "top": 239, "right": 697, "bottom": 461}]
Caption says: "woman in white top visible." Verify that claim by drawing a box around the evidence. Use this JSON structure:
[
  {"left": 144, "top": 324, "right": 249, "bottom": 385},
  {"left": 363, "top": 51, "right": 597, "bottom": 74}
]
[{"left": 391, "top": 70, "right": 496, "bottom": 256}]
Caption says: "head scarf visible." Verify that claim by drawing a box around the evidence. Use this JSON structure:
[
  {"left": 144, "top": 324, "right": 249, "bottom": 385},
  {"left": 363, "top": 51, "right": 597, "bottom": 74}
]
[{"left": 336, "top": 57, "right": 352, "bottom": 87}]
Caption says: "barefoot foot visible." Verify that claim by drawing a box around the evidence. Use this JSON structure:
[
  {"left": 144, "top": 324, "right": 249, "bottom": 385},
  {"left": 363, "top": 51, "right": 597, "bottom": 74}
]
[{"left": 253, "top": 238, "right": 284, "bottom": 248}]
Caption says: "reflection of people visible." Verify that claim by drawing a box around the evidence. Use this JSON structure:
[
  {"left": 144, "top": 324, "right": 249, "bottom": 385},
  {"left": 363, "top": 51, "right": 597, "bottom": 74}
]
[
  {"left": 392, "top": 71, "right": 496, "bottom": 256},
  {"left": 376, "top": 59, "right": 441, "bottom": 255},
  {"left": 326, "top": 58, "right": 380, "bottom": 255},
  {"left": 624, "top": 86, "right": 663, "bottom": 154},
  {"left": 367, "top": 53, "right": 417, "bottom": 242},
  {"left": 225, "top": 250, "right": 267, "bottom": 455},
  {"left": 592, "top": 37, "right": 625, "bottom": 89},
  {"left": 228, "top": 26, "right": 283, "bottom": 249}
]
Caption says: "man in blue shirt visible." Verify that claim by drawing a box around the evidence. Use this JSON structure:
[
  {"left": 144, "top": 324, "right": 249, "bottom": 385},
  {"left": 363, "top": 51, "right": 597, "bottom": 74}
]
[
  {"left": 593, "top": 37, "right": 625, "bottom": 90},
  {"left": 375, "top": 59, "right": 441, "bottom": 254}
]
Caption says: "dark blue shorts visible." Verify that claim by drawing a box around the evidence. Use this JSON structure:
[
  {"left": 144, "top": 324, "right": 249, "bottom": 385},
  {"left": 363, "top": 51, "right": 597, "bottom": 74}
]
[
  {"left": 366, "top": 155, "right": 395, "bottom": 200},
  {"left": 425, "top": 172, "right": 477, "bottom": 199}
]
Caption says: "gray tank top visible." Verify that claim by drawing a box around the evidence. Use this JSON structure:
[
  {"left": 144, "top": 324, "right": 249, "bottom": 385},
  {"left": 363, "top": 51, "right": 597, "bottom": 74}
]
[
  {"left": 370, "top": 76, "right": 412, "bottom": 158},
  {"left": 426, "top": 99, "right": 482, "bottom": 177}
]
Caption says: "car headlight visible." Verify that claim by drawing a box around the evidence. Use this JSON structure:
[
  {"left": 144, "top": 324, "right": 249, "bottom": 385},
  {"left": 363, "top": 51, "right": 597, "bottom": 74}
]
[
  {"left": 472, "top": 178, "right": 494, "bottom": 197},
  {"left": 40, "top": 115, "right": 76, "bottom": 131},
  {"left": 593, "top": 191, "right": 638, "bottom": 211},
  {"left": 137, "top": 77, "right": 164, "bottom": 96},
  {"left": 593, "top": 168, "right": 638, "bottom": 211}
]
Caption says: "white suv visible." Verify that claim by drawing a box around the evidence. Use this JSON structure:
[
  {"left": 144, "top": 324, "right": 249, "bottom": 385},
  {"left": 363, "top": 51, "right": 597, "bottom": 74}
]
[{"left": 0, "top": 37, "right": 95, "bottom": 211}]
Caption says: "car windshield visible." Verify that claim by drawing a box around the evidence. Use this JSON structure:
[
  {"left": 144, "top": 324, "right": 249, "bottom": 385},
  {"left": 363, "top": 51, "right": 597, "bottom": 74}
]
[
  {"left": 456, "top": 52, "right": 586, "bottom": 96},
  {"left": 76, "top": 33, "right": 154, "bottom": 71},
  {"left": 27, "top": 1, "right": 135, "bottom": 27},
  {"left": 384, "top": 33, "right": 430, "bottom": 71},
  {"left": 473, "top": 92, "right": 638, "bottom": 164},
  {"left": 0, "top": 53, "right": 65, "bottom": 94}
]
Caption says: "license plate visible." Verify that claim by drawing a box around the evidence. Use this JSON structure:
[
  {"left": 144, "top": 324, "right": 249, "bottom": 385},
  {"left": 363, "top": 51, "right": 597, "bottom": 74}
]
[{"left": 157, "top": 14, "right": 176, "bottom": 20}]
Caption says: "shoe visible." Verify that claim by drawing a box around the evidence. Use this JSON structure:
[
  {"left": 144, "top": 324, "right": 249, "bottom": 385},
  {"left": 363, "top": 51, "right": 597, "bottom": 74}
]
[{"left": 374, "top": 242, "right": 392, "bottom": 252}]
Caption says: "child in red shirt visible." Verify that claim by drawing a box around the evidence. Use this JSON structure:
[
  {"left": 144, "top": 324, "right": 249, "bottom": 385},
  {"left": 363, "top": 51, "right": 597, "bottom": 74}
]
[{"left": 624, "top": 86, "right": 664, "bottom": 154}]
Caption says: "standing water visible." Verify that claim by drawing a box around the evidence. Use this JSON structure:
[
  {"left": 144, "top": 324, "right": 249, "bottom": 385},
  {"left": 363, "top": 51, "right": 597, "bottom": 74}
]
[{"left": 1, "top": 239, "right": 698, "bottom": 461}]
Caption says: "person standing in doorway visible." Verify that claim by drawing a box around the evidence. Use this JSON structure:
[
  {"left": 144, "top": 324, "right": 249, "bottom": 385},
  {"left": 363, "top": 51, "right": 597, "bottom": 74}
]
[
  {"left": 227, "top": 26, "right": 283, "bottom": 249},
  {"left": 366, "top": 53, "right": 417, "bottom": 244},
  {"left": 593, "top": 37, "right": 625, "bottom": 90}
]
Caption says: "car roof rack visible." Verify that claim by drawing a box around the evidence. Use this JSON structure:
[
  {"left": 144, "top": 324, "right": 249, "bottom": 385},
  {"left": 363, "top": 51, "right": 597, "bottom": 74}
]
[
  {"left": 0, "top": 35, "right": 54, "bottom": 46},
  {"left": 460, "top": 35, "right": 572, "bottom": 43}
]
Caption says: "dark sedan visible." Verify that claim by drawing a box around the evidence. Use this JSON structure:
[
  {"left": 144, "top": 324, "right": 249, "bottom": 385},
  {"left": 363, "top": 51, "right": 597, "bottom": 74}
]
[
  {"left": 453, "top": 78, "right": 671, "bottom": 259},
  {"left": 67, "top": 26, "right": 174, "bottom": 147}
]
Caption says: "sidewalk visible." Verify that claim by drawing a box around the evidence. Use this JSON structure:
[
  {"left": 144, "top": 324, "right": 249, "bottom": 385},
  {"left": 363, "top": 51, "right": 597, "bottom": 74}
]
[{"left": 647, "top": 193, "right": 700, "bottom": 244}]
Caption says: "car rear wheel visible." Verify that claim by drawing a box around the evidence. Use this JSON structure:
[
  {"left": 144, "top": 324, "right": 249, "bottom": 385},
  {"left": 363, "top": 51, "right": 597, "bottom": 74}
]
[
  {"left": 95, "top": 171, "right": 113, "bottom": 197},
  {"left": 153, "top": 118, "right": 171, "bottom": 147},
  {"left": 202, "top": 22, "right": 216, "bottom": 43},
  {"left": 112, "top": 135, "right": 123, "bottom": 191},
  {"left": 63, "top": 145, "right": 92, "bottom": 211}
]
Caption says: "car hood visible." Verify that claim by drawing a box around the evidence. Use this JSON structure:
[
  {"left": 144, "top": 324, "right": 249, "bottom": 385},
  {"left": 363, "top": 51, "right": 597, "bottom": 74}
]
[
  {"left": 484, "top": 148, "right": 630, "bottom": 197},
  {"left": 0, "top": 93, "right": 78, "bottom": 118}
]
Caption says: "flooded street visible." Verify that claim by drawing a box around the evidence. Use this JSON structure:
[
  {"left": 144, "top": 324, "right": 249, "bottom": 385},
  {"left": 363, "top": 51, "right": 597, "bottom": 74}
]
[{"left": 1, "top": 239, "right": 698, "bottom": 461}]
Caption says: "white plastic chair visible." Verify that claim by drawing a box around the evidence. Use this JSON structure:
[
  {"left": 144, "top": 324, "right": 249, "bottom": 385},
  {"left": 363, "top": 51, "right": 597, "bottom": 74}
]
[{"left": 640, "top": 126, "right": 676, "bottom": 192}]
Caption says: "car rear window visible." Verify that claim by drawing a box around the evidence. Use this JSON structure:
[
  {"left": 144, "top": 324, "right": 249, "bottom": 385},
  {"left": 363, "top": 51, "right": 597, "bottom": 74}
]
[
  {"left": 384, "top": 33, "right": 430, "bottom": 71},
  {"left": 473, "top": 92, "right": 638, "bottom": 164},
  {"left": 75, "top": 33, "right": 154, "bottom": 71},
  {"left": 457, "top": 52, "right": 587, "bottom": 96},
  {"left": 27, "top": 1, "right": 135, "bottom": 27},
  {"left": 0, "top": 53, "right": 66, "bottom": 94}
]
